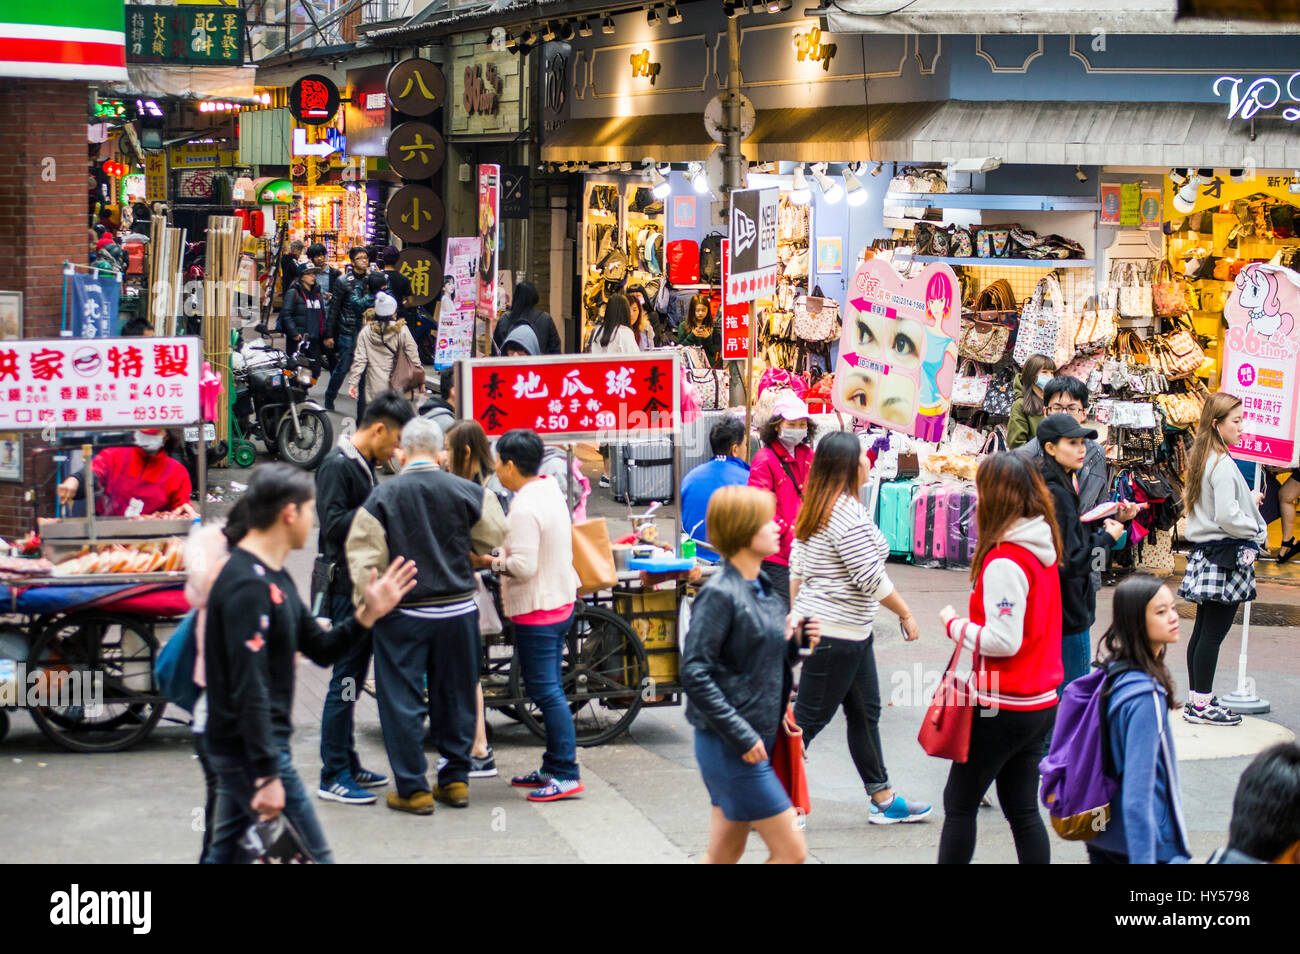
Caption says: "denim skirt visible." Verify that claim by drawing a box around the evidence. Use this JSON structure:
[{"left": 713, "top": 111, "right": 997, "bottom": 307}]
[{"left": 694, "top": 727, "right": 791, "bottom": 823}]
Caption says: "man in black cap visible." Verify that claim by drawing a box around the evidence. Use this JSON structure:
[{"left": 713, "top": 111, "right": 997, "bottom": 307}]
[{"left": 1036, "top": 413, "right": 1126, "bottom": 695}]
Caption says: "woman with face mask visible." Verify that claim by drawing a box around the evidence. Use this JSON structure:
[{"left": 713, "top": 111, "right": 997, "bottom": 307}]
[
  {"left": 746, "top": 392, "right": 816, "bottom": 607},
  {"left": 56, "top": 429, "right": 195, "bottom": 517},
  {"left": 1007, "top": 354, "right": 1057, "bottom": 449}
]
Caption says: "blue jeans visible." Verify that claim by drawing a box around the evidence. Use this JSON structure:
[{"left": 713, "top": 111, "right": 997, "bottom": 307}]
[
  {"left": 1061, "top": 630, "right": 1090, "bottom": 689},
  {"left": 205, "top": 745, "right": 334, "bottom": 864},
  {"left": 514, "top": 609, "right": 579, "bottom": 780},
  {"left": 320, "top": 592, "right": 372, "bottom": 785},
  {"left": 324, "top": 333, "right": 356, "bottom": 407}
]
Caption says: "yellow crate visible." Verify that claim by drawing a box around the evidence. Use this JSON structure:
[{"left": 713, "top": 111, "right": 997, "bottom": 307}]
[{"left": 614, "top": 589, "right": 679, "bottom": 686}]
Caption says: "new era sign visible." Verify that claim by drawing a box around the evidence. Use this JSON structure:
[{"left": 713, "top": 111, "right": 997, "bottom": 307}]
[{"left": 728, "top": 188, "right": 778, "bottom": 303}]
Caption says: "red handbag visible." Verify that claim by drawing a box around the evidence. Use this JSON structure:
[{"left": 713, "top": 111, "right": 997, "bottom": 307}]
[
  {"left": 917, "top": 630, "right": 981, "bottom": 763},
  {"left": 770, "top": 704, "right": 811, "bottom": 815},
  {"left": 667, "top": 239, "right": 700, "bottom": 286}
]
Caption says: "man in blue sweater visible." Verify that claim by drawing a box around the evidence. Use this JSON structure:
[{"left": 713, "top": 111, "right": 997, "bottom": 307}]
[{"left": 680, "top": 416, "right": 749, "bottom": 562}]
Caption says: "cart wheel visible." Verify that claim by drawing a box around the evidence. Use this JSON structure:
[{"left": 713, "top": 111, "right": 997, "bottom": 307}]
[
  {"left": 508, "top": 603, "right": 647, "bottom": 747},
  {"left": 26, "top": 613, "right": 165, "bottom": 753},
  {"left": 232, "top": 440, "right": 257, "bottom": 468},
  {"left": 0, "top": 708, "right": 8, "bottom": 744}
]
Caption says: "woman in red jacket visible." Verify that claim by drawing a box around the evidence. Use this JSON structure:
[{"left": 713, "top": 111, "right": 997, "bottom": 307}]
[
  {"left": 747, "top": 392, "right": 815, "bottom": 607},
  {"left": 56, "top": 429, "right": 194, "bottom": 517},
  {"left": 936, "top": 453, "right": 1063, "bottom": 864}
]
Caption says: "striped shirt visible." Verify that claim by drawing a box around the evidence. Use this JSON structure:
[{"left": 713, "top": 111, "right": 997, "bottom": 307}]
[{"left": 789, "top": 495, "right": 894, "bottom": 641}]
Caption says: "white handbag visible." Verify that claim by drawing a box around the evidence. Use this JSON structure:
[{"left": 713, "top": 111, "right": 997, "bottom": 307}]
[
  {"left": 1013, "top": 273, "right": 1076, "bottom": 369},
  {"left": 951, "top": 359, "right": 991, "bottom": 407},
  {"left": 1116, "top": 262, "right": 1154, "bottom": 318}
]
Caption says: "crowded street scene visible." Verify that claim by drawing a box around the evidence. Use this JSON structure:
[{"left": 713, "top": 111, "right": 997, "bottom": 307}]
[{"left": 0, "top": 0, "right": 1298, "bottom": 927}]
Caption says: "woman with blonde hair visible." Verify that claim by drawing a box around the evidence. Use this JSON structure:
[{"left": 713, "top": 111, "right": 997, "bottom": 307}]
[
  {"left": 1176, "top": 392, "right": 1266, "bottom": 727},
  {"left": 345, "top": 287, "right": 423, "bottom": 421},
  {"left": 681, "top": 484, "right": 819, "bottom": 863}
]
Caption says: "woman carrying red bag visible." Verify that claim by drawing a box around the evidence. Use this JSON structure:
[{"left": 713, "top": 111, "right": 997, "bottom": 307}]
[{"left": 935, "top": 453, "right": 1064, "bottom": 864}]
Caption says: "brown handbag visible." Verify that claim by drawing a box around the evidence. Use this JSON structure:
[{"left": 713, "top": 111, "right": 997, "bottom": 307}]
[
  {"left": 571, "top": 517, "right": 618, "bottom": 595},
  {"left": 386, "top": 334, "right": 426, "bottom": 394}
]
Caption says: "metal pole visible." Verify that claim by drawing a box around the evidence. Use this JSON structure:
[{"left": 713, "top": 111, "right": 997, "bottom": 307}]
[
  {"left": 723, "top": 19, "right": 744, "bottom": 196},
  {"left": 743, "top": 299, "right": 757, "bottom": 464},
  {"left": 198, "top": 428, "right": 208, "bottom": 522},
  {"left": 82, "top": 443, "right": 96, "bottom": 544},
  {"left": 1221, "top": 464, "right": 1270, "bottom": 714}
]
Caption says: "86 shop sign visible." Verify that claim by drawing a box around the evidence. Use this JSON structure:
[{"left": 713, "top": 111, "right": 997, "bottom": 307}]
[
  {"left": 0, "top": 337, "right": 201, "bottom": 432},
  {"left": 457, "top": 353, "right": 680, "bottom": 439}
]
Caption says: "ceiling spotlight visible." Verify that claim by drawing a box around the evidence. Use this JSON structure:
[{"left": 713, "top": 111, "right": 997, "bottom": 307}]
[
  {"left": 871, "top": 161, "right": 884, "bottom": 176},
  {"left": 578, "top": 19, "right": 592, "bottom": 37},
  {"left": 790, "top": 164, "right": 811, "bottom": 205},
  {"left": 768, "top": 0, "right": 792, "bottom": 12},
  {"left": 844, "top": 166, "right": 867, "bottom": 206},
  {"left": 811, "top": 163, "right": 843, "bottom": 203},
  {"left": 686, "top": 161, "right": 709, "bottom": 194},
  {"left": 602, "top": 15, "right": 615, "bottom": 34},
  {"left": 644, "top": 157, "right": 671, "bottom": 199},
  {"left": 1075, "top": 165, "right": 1088, "bottom": 183},
  {"left": 542, "top": 21, "right": 557, "bottom": 40},
  {"left": 559, "top": 21, "right": 575, "bottom": 41},
  {"left": 667, "top": 4, "right": 682, "bottom": 23},
  {"left": 648, "top": 8, "right": 660, "bottom": 27},
  {"left": 723, "top": 1, "right": 740, "bottom": 17}
]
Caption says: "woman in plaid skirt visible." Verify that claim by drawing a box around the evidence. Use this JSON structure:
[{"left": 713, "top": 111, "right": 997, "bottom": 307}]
[{"left": 1177, "top": 393, "right": 1267, "bottom": 727}]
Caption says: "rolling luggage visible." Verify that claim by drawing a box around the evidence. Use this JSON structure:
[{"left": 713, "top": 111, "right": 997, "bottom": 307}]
[
  {"left": 874, "top": 478, "right": 916, "bottom": 559},
  {"left": 913, "top": 484, "right": 950, "bottom": 565},
  {"left": 943, "top": 486, "right": 979, "bottom": 568},
  {"left": 610, "top": 438, "right": 675, "bottom": 504}
]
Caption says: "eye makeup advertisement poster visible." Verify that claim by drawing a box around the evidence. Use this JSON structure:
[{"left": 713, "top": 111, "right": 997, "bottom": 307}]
[{"left": 831, "top": 257, "right": 959, "bottom": 440}]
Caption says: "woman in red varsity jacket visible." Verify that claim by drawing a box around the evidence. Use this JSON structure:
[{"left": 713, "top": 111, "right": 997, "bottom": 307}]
[{"left": 936, "top": 453, "right": 1064, "bottom": 864}]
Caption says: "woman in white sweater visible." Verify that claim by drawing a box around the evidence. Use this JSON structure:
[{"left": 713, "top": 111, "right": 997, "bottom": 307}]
[
  {"left": 589, "top": 293, "right": 639, "bottom": 487},
  {"left": 491, "top": 428, "right": 585, "bottom": 801},
  {"left": 789, "top": 432, "right": 930, "bottom": 824},
  {"left": 1177, "top": 393, "right": 1267, "bottom": 727}
]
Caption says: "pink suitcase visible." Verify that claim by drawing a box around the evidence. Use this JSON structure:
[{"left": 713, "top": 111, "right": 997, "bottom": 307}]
[{"left": 912, "top": 485, "right": 950, "bottom": 564}]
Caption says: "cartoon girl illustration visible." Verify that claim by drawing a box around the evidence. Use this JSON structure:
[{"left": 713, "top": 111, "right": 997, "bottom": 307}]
[
  {"left": 1236, "top": 263, "right": 1295, "bottom": 339},
  {"left": 924, "top": 270, "right": 956, "bottom": 330}
]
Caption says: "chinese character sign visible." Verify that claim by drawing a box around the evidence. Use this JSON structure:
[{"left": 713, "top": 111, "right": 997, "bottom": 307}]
[
  {"left": 436, "top": 237, "right": 479, "bottom": 369},
  {"left": 476, "top": 164, "right": 500, "bottom": 327},
  {"left": 65, "top": 272, "right": 120, "bottom": 339},
  {"left": 831, "top": 258, "right": 959, "bottom": 440},
  {"left": 1222, "top": 263, "right": 1300, "bottom": 467},
  {"left": 720, "top": 239, "right": 750, "bottom": 362},
  {"left": 124, "top": 5, "right": 243, "bottom": 65},
  {"left": 0, "top": 337, "right": 201, "bottom": 432},
  {"left": 459, "top": 354, "right": 679, "bottom": 439}
]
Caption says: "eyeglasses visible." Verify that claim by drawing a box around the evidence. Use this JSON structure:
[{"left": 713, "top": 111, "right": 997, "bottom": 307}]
[{"left": 1047, "top": 404, "right": 1085, "bottom": 414}]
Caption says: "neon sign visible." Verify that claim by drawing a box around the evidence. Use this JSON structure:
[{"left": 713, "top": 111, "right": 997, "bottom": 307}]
[{"left": 1213, "top": 74, "right": 1300, "bottom": 121}]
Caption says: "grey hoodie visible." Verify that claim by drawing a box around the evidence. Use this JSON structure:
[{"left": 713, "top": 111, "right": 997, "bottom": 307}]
[{"left": 503, "top": 323, "right": 540, "bottom": 356}]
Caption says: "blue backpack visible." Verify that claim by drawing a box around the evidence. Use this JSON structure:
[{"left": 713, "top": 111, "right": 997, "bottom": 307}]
[{"left": 154, "top": 610, "right": 200, "bottom": 713}]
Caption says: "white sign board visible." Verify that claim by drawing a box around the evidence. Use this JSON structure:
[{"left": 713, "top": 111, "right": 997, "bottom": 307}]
[
  {"left": 0, "top": 336, "right": 202, "bottom": 432},
  {"left": 727, "top": 187, "right": 778, "bottom": 303}
]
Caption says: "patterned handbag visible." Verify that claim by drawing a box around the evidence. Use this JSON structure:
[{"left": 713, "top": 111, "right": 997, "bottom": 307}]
[
  {"left": 952, "top": 359, "right": 991, "bottom": 407},
  {"left": 958, "top": 318, "right": 1011, "bottom": 363},
  {"left": 1116, "top": 262, "right": 1154, "bottom": 318},
  {"left": 982, "top": 369, "right": 1017, "bottom": 417},
  {"left": 1073, "top": 299, "right": 1117, "bottom": 355},
  {"left": 686, "top": 368, "right": 729, "bottom": 410},
  {"left": 1156, "top": 316, "right": 1206, "bottom": 379},
  {"left": 1135, "top": 529, "right": 1175, "bottom": 576},
  {"left": 1152, "top": 261, "right": 1187, "bottom": 318},
  {"left": 1013, "top": 272, "right": 1076, "bottom": 369},
  {"left": 950, "top": 225, "right": 974, "bottom": 258},
  {"left": 793, "top": 295, "right": 842, "bottom": 342}
]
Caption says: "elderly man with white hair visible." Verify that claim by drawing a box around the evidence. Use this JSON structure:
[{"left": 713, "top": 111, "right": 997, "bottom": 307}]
[{"left": 346, "top": 417, "right": 508, "bottom": 815}]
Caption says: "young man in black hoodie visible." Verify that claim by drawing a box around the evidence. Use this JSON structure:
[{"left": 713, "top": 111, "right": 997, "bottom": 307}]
[
  {"left": 315, "top": 391, "right": 414, "bottom": 805},
  {"left": 1036, "top": 414, "right": 1126, "bottom": 692},
  {"left": 203, "top": 464, "right": 416, "bottom": 863}
]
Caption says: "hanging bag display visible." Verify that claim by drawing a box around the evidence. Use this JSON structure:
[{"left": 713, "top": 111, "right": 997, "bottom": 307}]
[
  {"left": 1152, "top": 260, "right": 1187, "bottom": 318},
  {"left": 1072, "top": 298, "right": 1116, "bottom": 355},
  {"left": 951, "top": 359, "right": 991, "bottom": 407},
  {"left": 792, "top": 295, "right": 842, "bottom": 342},
  {"left": 686, "top": 367, "right": 729, "bottom": 409},
  {"left": 666, "top": 239, "right": 699, "bottom": 286},
  {"left": 699, "top": 232, "right": 724, "bottom": 284},
  {"left": 1116, "top": 261, "right": 1154, "bottom": 318},
  {"left": 982, "top": 368, "right": 1017, "bottom": 417},
  {"left": 1156, "top": 315, "right": 1206, "bottom": 379},
  {"left": 1013, "top": 272, "right": 1076, "bottom": 369},
  {"left": 958, "top": 318, "right": 1011, "bottom": 363}
]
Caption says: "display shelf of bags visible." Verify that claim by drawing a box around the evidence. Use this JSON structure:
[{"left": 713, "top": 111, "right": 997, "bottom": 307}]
[
  {"left": 883, "top": 192, "right": 1100, "bottom": 212},
  {"left": 910, "top": 255, "right": 1095, "bottom": 268}
]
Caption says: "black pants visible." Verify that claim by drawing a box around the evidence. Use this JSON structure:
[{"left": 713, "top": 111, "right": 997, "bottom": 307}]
[
  {"left": 794, "top": 637, "right": 889, "bottom": 794},
  {"left": 1186, "top": 600, "right": 1238, "bottom": 695},
  {"left": 193, "top": 728, "right": 216, "bottom": 864},
  {"left": 761, "top": 560, "right": 790, "bottom": 609},
  {"left": 1086, "top": 844, "right": 1129, "bottom": 864},
  {"left": 938, "top": 705, "right": 1056, "bottom": 865}
]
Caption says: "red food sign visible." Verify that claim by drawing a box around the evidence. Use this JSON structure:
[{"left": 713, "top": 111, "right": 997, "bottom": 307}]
[
  {"left": 720, "top": 238, "right": 751, "bottom": 361},
  {"left": 458, "top": 353, "right": 680, "bottom": 439}
]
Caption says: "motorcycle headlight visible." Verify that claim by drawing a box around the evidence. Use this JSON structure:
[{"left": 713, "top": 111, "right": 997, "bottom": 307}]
[{"left": 297, "top": 367, "right": 313, "bottom": 386}]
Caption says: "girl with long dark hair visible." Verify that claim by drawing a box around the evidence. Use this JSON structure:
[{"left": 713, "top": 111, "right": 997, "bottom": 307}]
[
  {"left": 677, "top": 292, "right": 720, "bottom": 366},
  {"left": 588, "top": 292, "right": 639, "bottom": 355},
  {"left": 492, "top": 281, "right": 561, "bottom": 355},
  {"left": 1086, "top": 574, "right": 1191, "bottom": 864},
  {"left": 937, "top": 452, "right": 1064, "bottom": 864},
  {"left": 1177, "top": 392, "right": 1266, "bottom": 726},
  {"left": 790, "top": 432, "right": 930, "bottom": 824},
  {"left": 1007, "top": 354, "right": 1057, "bottom": 449}
]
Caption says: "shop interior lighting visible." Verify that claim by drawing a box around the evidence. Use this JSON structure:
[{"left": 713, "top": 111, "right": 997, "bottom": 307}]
[
  {"left": 1229, "top": 167, "right": 1248, "bottom": 181},
  {"left": 543, "top": 21, "right": 557, "bottom": 40},
  {"left": 871, "top": 161, "right": 884, "bottom": 176},
  {"left": 844, "top": 164, "right": 868, "bottom": 206},
  {"left": 686, "top": 161, "right": 710, "bottom": 194},
  {"left": 559, "top": 21, "right": 576, "bottom": 41},
  {"left": 667, "top": 4, "right": 682, "bottom": 23},
  {"left": 643, "top": 157, "right": 672, "bottom": 199},
  {"left": 648, "top": 7, "right": 660, "bottom": 27},
  {"left": 602, "top": 15, "right": 615, "bottom": 34},
  {"left": 812, "top": 162, "right": 843, "bottom": 203},
  {"left": 1075, "top": 165, "right": 1088, "bottom": 182},
  {"left": 768, "top": 0, "right": 792, "bottom": 11},
  {"left": 578, "top": 18, "right": 593, "bottom": 37},
  {"left": 790, "top": 163, "right": 812, "bottom": 205}
]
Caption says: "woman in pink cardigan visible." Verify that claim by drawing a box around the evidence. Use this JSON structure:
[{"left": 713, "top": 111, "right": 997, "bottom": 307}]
[
  {"left": 747, "top": 392, "right": 815, "bottom": 607},
  {"left": 490, "top": 428, "right": 584, "bottom": 803}
]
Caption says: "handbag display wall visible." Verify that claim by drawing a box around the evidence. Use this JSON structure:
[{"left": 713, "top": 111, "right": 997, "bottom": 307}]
[{"left": 1013, "top": 272, "right": 1077, "bottom": 369}]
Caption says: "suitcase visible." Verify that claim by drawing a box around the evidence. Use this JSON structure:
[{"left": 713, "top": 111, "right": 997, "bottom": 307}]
[
  {"left": 610, "top": 438, "right": 675, "bottom": 504},
  {"left": 875, "top": 478, "right": 916, "bottom": 559},
  {"left": 912, "top": 484, "right": 950, "bottom": 565},
  {"left": 943, "top": 486, "right": 979, "bottom": 568}
]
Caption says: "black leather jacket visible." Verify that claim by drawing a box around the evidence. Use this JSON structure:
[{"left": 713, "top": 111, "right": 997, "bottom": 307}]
[{"left": 682, "top": 560, "right": 797, "bottom": 755}]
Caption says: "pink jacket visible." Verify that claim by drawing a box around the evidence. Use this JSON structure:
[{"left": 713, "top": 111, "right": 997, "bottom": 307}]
[{"left": 748, "top": 441, "right": 812, "bottom": 565}]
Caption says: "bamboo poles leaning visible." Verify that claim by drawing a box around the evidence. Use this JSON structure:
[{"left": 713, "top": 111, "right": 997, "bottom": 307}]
[
  {"left": 204, "top": 215, "right": 244, "bottom": 444},
  {"left": 146, "top": 215, "right": 185, "bottom": 337}
]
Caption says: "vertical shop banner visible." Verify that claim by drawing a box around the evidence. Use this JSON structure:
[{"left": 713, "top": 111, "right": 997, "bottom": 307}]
[
  {"left": 1139, "top": 188, "right": 1162, "bottom": 230},
  {"left": 476, "top": 164, "right": 500, "bottom": 328},
  {"left": 64, "top": 272, "right": 121, "bottom": 339},
  {"left": 458, "top": 353, "right": 679, "bottom": 440},
  {"left": 437, "top": 237, "right": 479, "bottom": 369},
  {"left": 1100, "top": 183, "right": 1122, "bottom": 225},
  {"left": 145, "top": 153, "right": 167, "bottom": 202},
  {"left": 831, "top": 257, "right": 959, "bottom": 439},
  {"left": 727, "top": 187, "right": 779, "bottom": 303},
  {"left": 1119, "top": 183, "right": 1141, "bottom": 226},
  {"left": 1222, "top": 263, "right": 1300, "bottom": 467},
  {"left": 720, "top": 239, "right": 750, "bottom": 361}
]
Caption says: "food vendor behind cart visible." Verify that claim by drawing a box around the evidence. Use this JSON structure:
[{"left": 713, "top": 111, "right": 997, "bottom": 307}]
[{"left": 56, "top": 429, "right": 196, "bottom": 517}]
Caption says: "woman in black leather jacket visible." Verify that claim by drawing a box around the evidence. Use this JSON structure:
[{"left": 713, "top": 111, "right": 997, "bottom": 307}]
[{"left": 681, "top": 484, "right": 820, "bottom": 864}]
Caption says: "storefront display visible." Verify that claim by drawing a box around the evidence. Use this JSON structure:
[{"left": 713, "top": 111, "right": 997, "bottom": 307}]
[{"left": 291, "top": 186, "right": 369, "bottom": 260}]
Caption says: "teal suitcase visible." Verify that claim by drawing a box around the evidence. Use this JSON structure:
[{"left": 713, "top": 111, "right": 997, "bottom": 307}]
[{"left": 876, "top": 478, "right": 916, "bottom": 559}]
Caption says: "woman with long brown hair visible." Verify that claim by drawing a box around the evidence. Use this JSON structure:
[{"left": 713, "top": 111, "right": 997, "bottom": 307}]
[
  {"left": 1007, "top": 353, "right": 1057, "bottom": 449},
  {"left": 789, "top": 432, "right": 929, "bottom": 824},
  {"left": 936, "top": 452, "right": 1064, "bottom": 864},
  {"left": 1176, "top": 392, "right": 1266, "bottom": 727}
]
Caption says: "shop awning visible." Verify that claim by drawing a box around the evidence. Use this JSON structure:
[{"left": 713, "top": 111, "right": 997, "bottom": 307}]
[
  {"left": 814, "top": 0, "right": 1300, "bottom": 34},
  {"left": 103, "top": 65, "right": 260, "bottom": 103},
  {"left": 545, "top": 100, "right": 1300, "bottom": 167}
]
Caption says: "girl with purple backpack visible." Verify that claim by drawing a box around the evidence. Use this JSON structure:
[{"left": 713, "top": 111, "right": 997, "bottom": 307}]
[{"left": 1086, "top": 574, "right": 1191, "bottom": 863}]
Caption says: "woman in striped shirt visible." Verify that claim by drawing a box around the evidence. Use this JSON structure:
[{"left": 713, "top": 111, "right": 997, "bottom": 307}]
[{"left": 789, "top": 432, "right": 931, "bottom": 825}]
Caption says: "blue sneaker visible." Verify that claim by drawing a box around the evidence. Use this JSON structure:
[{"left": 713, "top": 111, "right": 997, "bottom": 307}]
[
  {"left": 868, "top": 794, "right": 933, "bottom": 825},
  {"left": 510, "top": 769, "right": 552, "bottom": 789},
  {"left": 353, "top": 767, "right": 390, "bottom": 788},
  {"left": 317, "top": 773, "right": 377, "bottom": 805}
]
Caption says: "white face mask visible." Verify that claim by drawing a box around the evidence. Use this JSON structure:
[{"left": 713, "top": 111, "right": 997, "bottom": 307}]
[
  {"left": 133, "top": 431, "right": 165, "bottom": 454},
  {"left": 780, "top": 426, "right": 807, "bottom": 447},
  {"left": 1036, "top": 373, "right": 1053, "bottom": 390}
]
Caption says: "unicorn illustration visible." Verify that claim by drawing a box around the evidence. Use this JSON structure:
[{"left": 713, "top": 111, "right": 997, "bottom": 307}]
[{"left": 1235, "top": 263, "right": 1295, "bottom": 339}]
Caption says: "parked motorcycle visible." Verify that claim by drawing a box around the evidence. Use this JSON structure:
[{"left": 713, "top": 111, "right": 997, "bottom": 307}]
[{"left": 230, "top": 325, "right": 333, "bottom": 470}]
